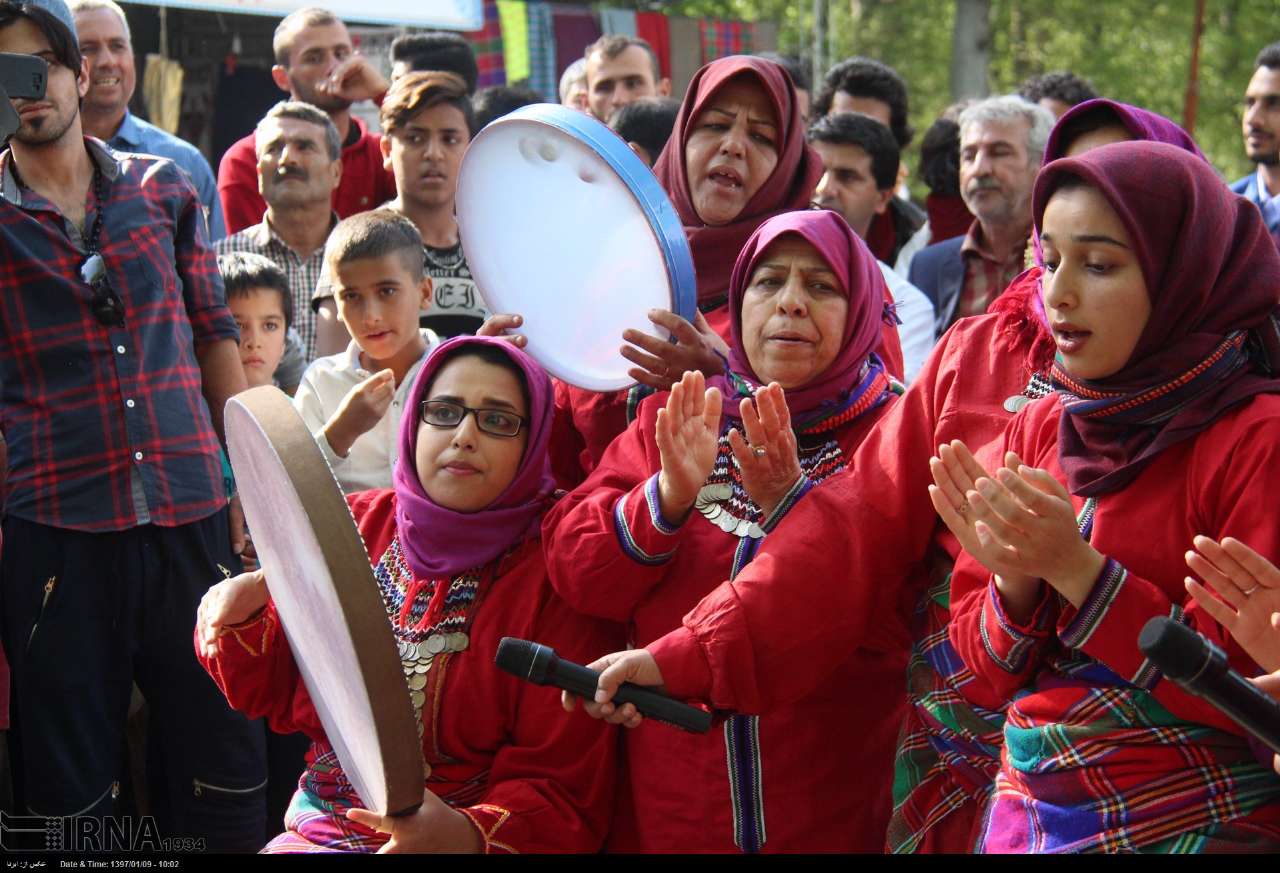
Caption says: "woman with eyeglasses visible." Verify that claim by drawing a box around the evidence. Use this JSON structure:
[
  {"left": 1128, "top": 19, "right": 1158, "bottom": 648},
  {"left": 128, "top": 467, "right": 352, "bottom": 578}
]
[{"left": 194, "top": 336, "right": 622, "bottom": 853}]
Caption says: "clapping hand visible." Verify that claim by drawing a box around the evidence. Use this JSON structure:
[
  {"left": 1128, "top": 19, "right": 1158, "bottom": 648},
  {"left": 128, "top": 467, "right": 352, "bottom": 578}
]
[
  {"left": 1185, "top": 536, "right": 1280, "bottom": 673},
  {"left": 726, "top": 383, "right": 803, "bottom": 518},
  {"left": 929, "top": 442, "right": 1105, "bottom": 620},
  {"left": 654, "top": 370, "right": 722, "bottom": 523}
]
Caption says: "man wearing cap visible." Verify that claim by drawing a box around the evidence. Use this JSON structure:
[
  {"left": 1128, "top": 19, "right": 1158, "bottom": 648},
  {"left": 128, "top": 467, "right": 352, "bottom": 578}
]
[
  {"left": 0, "top": 0, "right": 264, "bottom": 850},
  {"left": 70, "top": 0, "right": 225, "bottom": 240}
]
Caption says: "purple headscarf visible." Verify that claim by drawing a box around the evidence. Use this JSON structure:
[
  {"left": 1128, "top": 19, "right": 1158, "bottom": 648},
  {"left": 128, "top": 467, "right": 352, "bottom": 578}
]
[
  {"left": 725, "top": 209, "right": 889, "bottom": 419},
  {"left": 1028, "top": 98, "right": 1208, "bottom": 322},
  {"left": 1036, "top": 142, "right": 1280, "bottom": 496},
  {"left": 392, "top": 336, "right": 557, "bottom": 579}
]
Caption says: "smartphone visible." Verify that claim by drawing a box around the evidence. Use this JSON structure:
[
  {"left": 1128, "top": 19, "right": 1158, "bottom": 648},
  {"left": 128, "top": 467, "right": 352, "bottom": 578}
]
[{"left": 0, "top": 51, "right": 48, "bottom": 100}]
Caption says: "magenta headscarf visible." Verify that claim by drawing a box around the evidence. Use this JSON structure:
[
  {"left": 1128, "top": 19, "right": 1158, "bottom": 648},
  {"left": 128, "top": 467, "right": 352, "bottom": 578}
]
[
  {"left": 725, "top": 209, "right": 889, "bottom": 418},
  {"left": 1035, "top": 142, "right": 1280, "bottom": 496},
  {"left": 392, "top": 336, "right": 557, "bottom": 579}
]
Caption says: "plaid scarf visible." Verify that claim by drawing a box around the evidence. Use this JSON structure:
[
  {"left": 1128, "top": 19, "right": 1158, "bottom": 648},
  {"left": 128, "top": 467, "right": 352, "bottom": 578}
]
[
  {"left": 698, "top": 19, "right": 756, "bottom": 63},
  {"left": 463, "top": 0, "right": 506, "bottom": 88}
]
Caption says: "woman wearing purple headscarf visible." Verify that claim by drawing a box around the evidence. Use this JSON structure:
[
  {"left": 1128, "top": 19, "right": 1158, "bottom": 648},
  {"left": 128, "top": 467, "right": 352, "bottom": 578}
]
[
  {"left": 545, "top": 210, "right": 903, "bottom": 852},
  {"left": 195, "top": 337, "right": 621, "bottom": 853},
  {"left": 935, "top": 141, "right": 1280, "bottom": 852}
]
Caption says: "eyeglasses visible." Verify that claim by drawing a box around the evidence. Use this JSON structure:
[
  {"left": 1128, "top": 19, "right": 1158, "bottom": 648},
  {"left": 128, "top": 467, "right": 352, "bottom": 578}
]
[
  {"left": 420, "top": 400, "right": 526, "bottom": 438},
  {"left": 81, "top": 253, "right": 125, "bottom": 328}
]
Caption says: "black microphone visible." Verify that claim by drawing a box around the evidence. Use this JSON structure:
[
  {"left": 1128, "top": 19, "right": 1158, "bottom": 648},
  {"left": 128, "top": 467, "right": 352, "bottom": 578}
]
[
  {"left": 1138, "top": 616, "right": 1280, "bottom": 754},
  {"left": 494, "top": 637, "right": 713, "bottom": 733}
]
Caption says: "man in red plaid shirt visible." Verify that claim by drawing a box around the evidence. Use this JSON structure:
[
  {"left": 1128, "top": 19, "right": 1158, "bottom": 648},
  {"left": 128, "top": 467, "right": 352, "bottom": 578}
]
[{"left": 0, "top": 0, "right": 266, "bottom": 851}]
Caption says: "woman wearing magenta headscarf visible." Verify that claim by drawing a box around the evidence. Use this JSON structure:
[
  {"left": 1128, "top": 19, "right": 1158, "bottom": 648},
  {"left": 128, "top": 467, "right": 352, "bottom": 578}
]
[
  {"left": 935, "top": 141, "right": 1280, "bottom": 852},
  {"left": 195, "top": 337, "right": 621, "bottom": 853},
  {"left": 545, "top": 210, "right": 904, "bottom": 852}
]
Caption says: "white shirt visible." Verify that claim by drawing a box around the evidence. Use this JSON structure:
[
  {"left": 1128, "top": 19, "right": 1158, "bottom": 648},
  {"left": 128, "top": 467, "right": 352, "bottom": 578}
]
[
  {"left": 293, "top": 329, "right": 440, "bottom": 493},
  {"left": 878, "top": 260, "right": 935, "bottom": 386}
]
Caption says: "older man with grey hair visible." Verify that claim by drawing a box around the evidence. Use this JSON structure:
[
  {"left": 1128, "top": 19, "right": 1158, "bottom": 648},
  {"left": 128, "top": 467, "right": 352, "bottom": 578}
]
[
  {"left": 908, "top": 94, "right": 1054, "bottom": 336},
  {"left": 217, "top": 101, "right": 342, "bottom": 389}
]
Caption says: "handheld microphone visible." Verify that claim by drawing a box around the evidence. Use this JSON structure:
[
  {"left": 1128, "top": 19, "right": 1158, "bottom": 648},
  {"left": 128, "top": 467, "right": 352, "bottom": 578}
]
[
  {"left": 1138, "top": 616, "right": 1280, "bottom": 754},
  {"left": 494, "top": 637, "right": 713, "bottom": 733}
]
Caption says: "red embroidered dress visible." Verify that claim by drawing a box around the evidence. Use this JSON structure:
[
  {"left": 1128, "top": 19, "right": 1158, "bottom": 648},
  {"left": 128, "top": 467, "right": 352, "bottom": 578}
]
[
  {"left": 198, "top": 489, "right": 621, "bottom": 853},
  {"left": 543, "top": 366, "right": 899, "bottom": 853}
]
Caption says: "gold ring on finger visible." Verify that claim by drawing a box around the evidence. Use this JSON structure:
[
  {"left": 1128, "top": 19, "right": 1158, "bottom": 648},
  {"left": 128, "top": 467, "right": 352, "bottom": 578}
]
[{"left": 751, "top": 445, "right": 767, "bottom": 458}]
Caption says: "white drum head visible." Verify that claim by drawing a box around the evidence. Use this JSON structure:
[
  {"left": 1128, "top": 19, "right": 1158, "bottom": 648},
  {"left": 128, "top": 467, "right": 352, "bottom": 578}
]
[
  {"left": 226, "top": 386, "right": 424, "bottom": 817},
  {"left": 456, "top": 104, "right": 696, "bottom": 392}
]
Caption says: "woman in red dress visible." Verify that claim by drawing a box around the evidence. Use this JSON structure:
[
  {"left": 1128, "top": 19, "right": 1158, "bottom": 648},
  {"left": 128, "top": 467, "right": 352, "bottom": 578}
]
[
  {"left": 195, "top": 336, "right": 621, "bottom": 853},
  {"left": 546, "top": 209, "right": 902, "bottom": 852},
  {"left": 934, "top": 142, "right": 1280, "bottom": 852}
]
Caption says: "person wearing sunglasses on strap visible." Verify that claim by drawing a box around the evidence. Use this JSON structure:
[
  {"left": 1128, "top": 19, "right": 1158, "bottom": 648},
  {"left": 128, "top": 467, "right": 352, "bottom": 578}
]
[{"left": 0, "top": 0, "right": 261, "bottom": 852}]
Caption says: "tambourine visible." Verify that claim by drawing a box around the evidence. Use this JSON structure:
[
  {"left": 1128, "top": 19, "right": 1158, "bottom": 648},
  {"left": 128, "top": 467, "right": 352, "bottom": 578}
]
[
  {"left": 225, "top": 386, "right": 424, "bottom": 817},
  {"left": 456, "top": 104, "right": 697, "bottom": 392}
]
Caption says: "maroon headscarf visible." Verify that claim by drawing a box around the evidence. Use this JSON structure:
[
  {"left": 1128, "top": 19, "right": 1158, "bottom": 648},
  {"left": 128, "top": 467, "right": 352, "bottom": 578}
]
[
  {"left": 653, "top": 55, "right": 823, "bottom": 305},
  {"left": 1043, "top": 98, "right": 1205, "bottom": 164},
  {"left": 393, "top": 336, "right": 557, "bottom": 579},
  {"left": 1034, "top": 141, "right": 1280, "bottom": 496},
  {"left": 1017, "top": 98, "right": 1211, "bottom": 354},
  {"left": 724, "top": 210, "right": 891, "bottom": 421}
]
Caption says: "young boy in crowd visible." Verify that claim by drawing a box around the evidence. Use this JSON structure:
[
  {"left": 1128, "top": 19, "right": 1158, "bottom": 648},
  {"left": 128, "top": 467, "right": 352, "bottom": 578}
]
[
  {"left": 218, "top": 252, "right": 292, "bottom": 391},
  {"left": 294, "top": 210, "right": 440, "bottom": 493}
]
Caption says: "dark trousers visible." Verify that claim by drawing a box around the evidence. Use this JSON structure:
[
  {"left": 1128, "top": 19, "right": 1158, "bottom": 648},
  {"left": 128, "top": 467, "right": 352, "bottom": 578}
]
[{"left": 1, "top": 511, "right": 267, "bottom": 852}]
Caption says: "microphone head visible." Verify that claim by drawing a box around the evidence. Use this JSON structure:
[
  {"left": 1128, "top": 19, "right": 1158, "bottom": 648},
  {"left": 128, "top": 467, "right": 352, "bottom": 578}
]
[
  {"left": 1138, "top": 616, "right": 1213, "bottom": 681},
  {"left": 494, "top": 637, "right": 555, "bottom": 684}
]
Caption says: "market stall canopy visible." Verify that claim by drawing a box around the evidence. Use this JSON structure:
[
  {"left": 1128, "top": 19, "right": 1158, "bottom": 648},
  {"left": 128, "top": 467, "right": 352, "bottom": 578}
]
[{"left": 125, "top": 0, "right": 482, "bottom": 30}]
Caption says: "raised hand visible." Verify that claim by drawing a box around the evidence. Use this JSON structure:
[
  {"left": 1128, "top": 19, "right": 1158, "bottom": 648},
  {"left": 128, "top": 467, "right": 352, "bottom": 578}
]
[
  {"left": 317, "top": 54, "right": 389, "bottom": 105},
  {"left": 726, "top": 382, "right": 803, "bottom": 518},
  {"left": 324, "top": 368, "right": 396, "bottom": 457},
  {"left": 1185, "top": 536, "right": 1280, "bottom": 673},
  {"left": 196, "top": 569, "right": 269, "bottom": 659},
  {"left": 654, "top": 370, "right": 723, "bottom": 523},
  {"left": 622, "top": 309, "right": 727, "bottom": 391},
  {"left": 560, "top": 648, "right": 667, "bottom": 729},
  {"left": 476, "top": 312, "right": 528, "bottom": 348}
]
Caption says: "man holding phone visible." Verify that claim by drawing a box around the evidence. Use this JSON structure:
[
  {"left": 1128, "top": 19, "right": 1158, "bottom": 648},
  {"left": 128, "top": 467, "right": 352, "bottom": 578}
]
[{"left": 0, "top": 0, "right": 263, "bottom": 850}]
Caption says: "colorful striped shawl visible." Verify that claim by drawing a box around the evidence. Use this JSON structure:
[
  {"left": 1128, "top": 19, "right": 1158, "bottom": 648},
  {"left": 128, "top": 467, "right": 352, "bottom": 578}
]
[{"left": 982, "top": 659, "right": 1280, "bottom": 853}]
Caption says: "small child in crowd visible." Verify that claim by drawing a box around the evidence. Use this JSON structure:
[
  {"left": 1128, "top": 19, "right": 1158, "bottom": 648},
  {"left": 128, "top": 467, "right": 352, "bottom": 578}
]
[
  {"left": 219, "top": 252, "right": 292, "bottom": 391},
  {"left": 294, "top": 210, "right": 441, "bottom": 493}
]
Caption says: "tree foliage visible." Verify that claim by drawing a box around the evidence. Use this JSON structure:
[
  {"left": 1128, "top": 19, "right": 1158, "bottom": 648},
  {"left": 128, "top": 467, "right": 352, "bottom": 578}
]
[{"left": 613, "top": 0, "right": 1273, "bottom": 185}]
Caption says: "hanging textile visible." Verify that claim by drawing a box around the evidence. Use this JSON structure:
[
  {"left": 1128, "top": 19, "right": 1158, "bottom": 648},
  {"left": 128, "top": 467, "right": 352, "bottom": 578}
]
[
  {"left": 497, "top": 0, "right": 530, "bottom": 83},
  {"left": 668, "top": 16, "right": 702, "bottom": 96},
  {"left": 463, "top": 0, "right": 506, "bottom": 89},
  {"left": 598, "top": 7, "right": 637, "bottom": 38},
  {"left": 143, "top": 54, "right": 184, "bottom": 134},
  {"left": 635, "top": 10, "right": 671, "bottom": 79},
  {"left": 551, "top": 5, "right": 602, "bottom": 79},
  {"left": 698, "top": 19, "right": 758, "bottom": 64},
  {"left": 526, "top": 1, "right": 558, "bottom": 101}
]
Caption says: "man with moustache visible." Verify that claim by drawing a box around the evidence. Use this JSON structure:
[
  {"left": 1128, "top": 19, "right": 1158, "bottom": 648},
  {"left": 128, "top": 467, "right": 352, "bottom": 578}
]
[
  {"left": 70, "top": 0, "right": 224, "bottom": 239},
  {"left": 217, "top": 6, "right": 394, "bottom": 235},
  {"left": 908, "top": 95, "right": 1053, "bottom": 337},
  {"left": 1232, "top": 42, "right": 1280, "bottom": 249},
  {"left": 0, "top": 0, "right": 262, "bottom": 848},
  {"left": 217, "top": 100, "right": 341, "bottom": 374}
]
